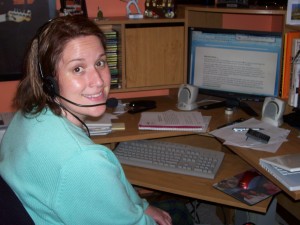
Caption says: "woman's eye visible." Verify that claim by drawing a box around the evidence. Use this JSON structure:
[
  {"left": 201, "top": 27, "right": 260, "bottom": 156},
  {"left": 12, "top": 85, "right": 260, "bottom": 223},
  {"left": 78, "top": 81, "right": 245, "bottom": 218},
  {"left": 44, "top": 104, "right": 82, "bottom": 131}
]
[
  {"left": 74, "top": 67, "right": 84, "bottom": 73},
  {"left": 96, "top": 60, "right": 106, "bottom": 68}
]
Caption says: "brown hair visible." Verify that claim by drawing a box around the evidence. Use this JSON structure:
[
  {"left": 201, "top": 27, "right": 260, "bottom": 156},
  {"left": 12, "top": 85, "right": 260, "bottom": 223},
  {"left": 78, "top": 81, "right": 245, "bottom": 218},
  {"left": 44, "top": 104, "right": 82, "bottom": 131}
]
[{"left": 14, "top": 16, "right": 106, "bottom": 115}]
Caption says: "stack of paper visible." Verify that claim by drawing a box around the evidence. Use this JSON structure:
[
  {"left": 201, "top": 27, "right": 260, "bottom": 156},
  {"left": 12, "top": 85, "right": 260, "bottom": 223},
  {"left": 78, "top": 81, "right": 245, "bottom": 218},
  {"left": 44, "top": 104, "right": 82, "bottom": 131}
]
[
  {"left": 210, "top": 118, "right": 290, "bottom": 153},
  {"left": 138, "top": 110, "right": 211, "bottom": 132},
  {"left": 85, "top": 113, "right": 118, "bottom": 136}
]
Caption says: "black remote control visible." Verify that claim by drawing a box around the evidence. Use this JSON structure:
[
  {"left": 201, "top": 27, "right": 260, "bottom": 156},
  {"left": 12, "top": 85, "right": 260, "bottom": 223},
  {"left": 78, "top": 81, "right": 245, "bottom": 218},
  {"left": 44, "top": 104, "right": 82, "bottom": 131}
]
[{"left": 246, "top": 129, "right": 270, "bottom": 144}]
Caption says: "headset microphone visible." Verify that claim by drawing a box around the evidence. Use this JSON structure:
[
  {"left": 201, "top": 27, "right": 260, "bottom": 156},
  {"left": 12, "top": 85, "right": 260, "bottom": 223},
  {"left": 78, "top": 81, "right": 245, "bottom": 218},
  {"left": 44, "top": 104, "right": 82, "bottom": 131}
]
[
  {"left": 42, "top": 75, "right": 118, "bottom": 108},
  {"left": 56, "top": 94, "right": 118, "bottom": 108}
]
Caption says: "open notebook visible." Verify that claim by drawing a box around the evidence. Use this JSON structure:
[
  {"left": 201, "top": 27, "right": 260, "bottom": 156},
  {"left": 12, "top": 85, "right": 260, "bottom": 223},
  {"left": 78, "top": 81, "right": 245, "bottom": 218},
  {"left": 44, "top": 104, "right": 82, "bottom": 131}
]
[{"left": 259, "top": 159, "right": 300, "bottom": 191}]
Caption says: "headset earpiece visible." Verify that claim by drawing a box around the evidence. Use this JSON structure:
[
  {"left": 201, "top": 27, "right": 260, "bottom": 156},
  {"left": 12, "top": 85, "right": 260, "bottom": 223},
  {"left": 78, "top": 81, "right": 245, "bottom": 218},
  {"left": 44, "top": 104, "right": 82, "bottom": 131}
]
[{"left": 43, "top": 76, "right": 59, "bottom": 98}]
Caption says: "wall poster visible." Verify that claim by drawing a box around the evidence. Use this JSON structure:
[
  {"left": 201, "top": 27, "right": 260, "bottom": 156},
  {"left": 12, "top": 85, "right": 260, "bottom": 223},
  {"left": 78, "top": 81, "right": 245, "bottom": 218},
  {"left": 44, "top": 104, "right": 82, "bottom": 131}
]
[{"left": 0, "top": 0, "right": 56, "bottom": 81}]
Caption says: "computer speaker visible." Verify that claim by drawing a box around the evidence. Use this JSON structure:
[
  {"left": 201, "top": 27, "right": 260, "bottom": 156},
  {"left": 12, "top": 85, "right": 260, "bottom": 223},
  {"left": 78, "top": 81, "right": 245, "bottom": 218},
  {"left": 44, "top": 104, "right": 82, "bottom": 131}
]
[
  {"left": 177, "top": 84, "right": 198, "bottom": 111},
  {"left": 261, "top": 97, "right": 285, "bottom": 127}
]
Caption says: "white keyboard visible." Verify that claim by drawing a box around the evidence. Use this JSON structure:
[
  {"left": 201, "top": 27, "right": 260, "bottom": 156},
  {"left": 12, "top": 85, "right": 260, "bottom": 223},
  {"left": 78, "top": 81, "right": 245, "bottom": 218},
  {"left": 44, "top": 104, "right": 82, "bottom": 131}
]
[{"left": 114, "top": 140, "right": 224, "bottom": 179}]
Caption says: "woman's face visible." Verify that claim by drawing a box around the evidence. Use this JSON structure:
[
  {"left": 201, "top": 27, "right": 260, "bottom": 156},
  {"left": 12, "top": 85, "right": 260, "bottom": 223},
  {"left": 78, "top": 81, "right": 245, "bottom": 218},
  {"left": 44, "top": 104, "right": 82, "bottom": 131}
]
[{"left": 56, "top": 35, "right": 111, "bottom": 126}]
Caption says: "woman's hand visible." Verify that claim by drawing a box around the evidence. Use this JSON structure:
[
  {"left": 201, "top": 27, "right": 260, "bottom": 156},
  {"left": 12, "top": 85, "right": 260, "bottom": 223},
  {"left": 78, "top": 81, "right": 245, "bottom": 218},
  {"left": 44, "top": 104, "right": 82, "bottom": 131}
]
[{"left": 145, "top": 205, "right": 172, "bottom": 225}]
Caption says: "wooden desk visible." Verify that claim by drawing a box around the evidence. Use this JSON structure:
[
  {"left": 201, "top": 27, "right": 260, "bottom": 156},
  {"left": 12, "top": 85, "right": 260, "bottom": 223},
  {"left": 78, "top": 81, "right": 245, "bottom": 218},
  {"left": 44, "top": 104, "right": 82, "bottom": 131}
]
[
  {"left": 229, "top": 125, "right": 300, "bottom": 200},
  {"left": 92, "top": 95, "right": 299, "bottom": 213}
]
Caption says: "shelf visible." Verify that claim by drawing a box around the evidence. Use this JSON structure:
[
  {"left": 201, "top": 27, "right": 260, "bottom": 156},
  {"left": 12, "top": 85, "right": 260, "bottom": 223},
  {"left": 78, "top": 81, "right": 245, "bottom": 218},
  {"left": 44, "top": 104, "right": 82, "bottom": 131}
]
[
  {"left": 94, "top": 17, "right": 185, "bottom": 93},
  {"left": 93, "top": 16, "right": 185, "bottom": 25}
]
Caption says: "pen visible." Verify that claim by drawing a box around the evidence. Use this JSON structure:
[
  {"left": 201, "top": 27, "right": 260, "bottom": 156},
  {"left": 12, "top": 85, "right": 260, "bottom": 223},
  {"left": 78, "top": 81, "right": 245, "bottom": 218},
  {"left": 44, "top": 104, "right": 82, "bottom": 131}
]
[
  {"left": 232, "top": 127, "right": 264, "bottom": 132},
  {"left": 217, "top": 118, "right": 245, "bottom": 129}
]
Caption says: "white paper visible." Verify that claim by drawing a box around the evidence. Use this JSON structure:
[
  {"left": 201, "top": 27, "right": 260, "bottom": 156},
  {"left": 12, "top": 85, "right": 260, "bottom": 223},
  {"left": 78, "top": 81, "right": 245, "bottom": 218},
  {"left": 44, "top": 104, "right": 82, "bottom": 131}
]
[
  {"left": 86, "top": 113, "right": 118, "bottom": 127},
  {"left": 138, "top": 110, "right": 208, "bottom": 132},
  {"left": 86, "top": 113, "right": 118, "bottom": 136},
  {"left": 210, "top": 118, "right": 290, "bottom": 153}
]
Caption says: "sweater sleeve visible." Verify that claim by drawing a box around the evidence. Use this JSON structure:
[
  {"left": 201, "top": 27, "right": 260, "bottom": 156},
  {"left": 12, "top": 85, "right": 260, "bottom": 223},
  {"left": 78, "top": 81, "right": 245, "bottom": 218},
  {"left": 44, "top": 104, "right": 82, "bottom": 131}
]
[{"left": 51, "top": 148, "right": 156, "bottom": 225}]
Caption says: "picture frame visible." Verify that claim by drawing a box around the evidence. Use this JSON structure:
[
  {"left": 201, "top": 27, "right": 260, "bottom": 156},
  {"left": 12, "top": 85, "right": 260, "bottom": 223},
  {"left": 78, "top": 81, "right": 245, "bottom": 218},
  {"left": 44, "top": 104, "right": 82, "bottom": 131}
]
[
  {"left": 286, "top": 0, "right": 300, "bottom": 25},
  {"left": 60, "top": 0, "right": 87, "bottom": 17}
]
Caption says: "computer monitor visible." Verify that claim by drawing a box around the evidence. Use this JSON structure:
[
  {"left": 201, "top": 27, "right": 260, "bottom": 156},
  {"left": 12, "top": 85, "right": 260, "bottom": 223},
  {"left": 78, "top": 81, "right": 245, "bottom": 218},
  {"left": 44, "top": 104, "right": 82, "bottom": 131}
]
[{"left": 188, "top": 27, "right": 283, "bottom": 102}]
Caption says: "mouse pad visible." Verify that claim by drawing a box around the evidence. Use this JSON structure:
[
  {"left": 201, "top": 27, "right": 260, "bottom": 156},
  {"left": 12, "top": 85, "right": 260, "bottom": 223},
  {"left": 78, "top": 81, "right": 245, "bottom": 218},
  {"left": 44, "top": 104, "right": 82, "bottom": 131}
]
[{"left": 213, "top": 169, "right": 281, "bottom": 205}]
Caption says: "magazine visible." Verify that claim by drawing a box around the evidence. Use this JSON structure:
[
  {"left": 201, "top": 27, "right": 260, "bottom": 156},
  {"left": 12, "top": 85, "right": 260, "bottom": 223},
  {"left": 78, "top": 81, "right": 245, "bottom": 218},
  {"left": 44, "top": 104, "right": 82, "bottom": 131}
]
[{"left": 213, "top": 169, "right": 281, "bottom": 205}]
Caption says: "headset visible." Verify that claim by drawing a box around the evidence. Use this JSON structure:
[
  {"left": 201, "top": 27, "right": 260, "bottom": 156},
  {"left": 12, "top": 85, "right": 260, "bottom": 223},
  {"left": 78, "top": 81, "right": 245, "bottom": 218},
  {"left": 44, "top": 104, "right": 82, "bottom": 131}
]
[
  {"left": 36, "top": 22, "right": 117, "bottom": 136},
  {"left": 38, "top": 64, "right": 118, "bottom": 108},
  {"left": 38, "top": 63, "right": 117, "bottom": 137}
]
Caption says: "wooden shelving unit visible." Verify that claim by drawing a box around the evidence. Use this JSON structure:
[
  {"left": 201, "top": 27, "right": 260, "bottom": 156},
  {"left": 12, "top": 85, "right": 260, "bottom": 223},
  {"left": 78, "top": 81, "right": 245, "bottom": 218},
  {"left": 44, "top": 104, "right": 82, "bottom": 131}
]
[{"left": 94, "top": 17, "right": 185, "bottom": 93}]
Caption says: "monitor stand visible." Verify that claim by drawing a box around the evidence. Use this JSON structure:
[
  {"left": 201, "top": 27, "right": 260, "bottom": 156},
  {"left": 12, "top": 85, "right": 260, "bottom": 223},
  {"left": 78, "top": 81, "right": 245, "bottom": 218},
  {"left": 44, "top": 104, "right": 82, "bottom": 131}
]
[{"left": 199, "top": 98, "right": 259, "bottom": 117}]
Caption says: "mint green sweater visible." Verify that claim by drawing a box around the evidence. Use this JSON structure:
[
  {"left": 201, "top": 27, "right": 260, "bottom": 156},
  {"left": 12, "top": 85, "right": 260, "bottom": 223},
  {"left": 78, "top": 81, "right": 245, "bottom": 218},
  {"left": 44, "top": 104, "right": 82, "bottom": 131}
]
[{"left": 0, "top": 109, "right": 156, "bottom": 224}]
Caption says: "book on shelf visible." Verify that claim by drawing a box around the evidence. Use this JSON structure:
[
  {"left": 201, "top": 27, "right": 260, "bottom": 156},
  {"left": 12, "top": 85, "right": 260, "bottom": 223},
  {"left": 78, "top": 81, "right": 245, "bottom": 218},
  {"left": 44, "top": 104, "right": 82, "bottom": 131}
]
[
  {"left": 213, "top": 169, "right": 281, "bottom": 205},
  {"left": 110, "top": 69, "right": 119, "bottom": 76},
  {"left": 281, "top": 31, "right": 300, "bottom": 99},
  {"left": 288, "top": 61, "right": 300, "bottom": 107},
  {"left": 107, "top": 57, "right": 118, "bottom": 62},
  {"left": 101, "top": 28, "right": 121, "bottom": 89},
  {"left": 138, "top": 110, "right": 207, "bottom": 131},
  {"left": 288, "top": 38, "right": 300, "bottom": 107}
]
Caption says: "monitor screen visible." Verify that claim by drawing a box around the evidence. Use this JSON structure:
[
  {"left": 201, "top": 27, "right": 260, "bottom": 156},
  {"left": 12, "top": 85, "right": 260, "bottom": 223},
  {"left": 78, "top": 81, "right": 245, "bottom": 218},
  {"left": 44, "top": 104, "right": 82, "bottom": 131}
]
[{"left": 188, "top": 28, "right": 283, "bottom": 101}]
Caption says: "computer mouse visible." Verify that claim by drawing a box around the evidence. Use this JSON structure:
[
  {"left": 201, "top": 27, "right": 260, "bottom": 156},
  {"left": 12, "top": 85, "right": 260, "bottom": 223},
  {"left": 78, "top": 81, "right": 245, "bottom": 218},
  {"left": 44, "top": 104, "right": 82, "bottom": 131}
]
[{"left": 239, "top": 170, "right": 261, "bottom": 190}]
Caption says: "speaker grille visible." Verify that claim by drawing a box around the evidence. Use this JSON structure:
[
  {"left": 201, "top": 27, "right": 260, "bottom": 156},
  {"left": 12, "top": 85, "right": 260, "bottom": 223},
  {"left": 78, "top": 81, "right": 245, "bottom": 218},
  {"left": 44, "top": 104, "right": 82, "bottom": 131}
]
[
  {"left": 179, "top": 88, "right": 190, "bottom": 103},
  {"left": 264, "top": 102, "right": 278, "bottom": 119}
]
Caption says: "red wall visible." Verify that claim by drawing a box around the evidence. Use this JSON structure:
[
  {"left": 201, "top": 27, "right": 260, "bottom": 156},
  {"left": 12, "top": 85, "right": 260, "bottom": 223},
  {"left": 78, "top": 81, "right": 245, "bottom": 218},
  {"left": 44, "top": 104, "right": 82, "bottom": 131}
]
[
  {"left": 85, "top": 0, "right": 145, "bottom": 18},
  {"left": 0, "top": 81, "right": 19, "bottom": 112}
]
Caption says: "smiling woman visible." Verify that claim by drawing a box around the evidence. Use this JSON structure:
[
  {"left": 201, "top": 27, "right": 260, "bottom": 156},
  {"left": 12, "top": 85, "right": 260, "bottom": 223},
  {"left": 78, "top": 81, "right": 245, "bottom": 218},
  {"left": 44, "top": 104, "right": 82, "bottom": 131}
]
[{"left": 0, "top": 15, "right": 174, "bottom": 225}]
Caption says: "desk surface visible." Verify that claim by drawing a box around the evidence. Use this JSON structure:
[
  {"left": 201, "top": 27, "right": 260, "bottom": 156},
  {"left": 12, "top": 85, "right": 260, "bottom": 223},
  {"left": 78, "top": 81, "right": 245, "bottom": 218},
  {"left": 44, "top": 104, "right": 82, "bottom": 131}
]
[{"left": 92, "top": 95, "right": 300, "bottom": 212}]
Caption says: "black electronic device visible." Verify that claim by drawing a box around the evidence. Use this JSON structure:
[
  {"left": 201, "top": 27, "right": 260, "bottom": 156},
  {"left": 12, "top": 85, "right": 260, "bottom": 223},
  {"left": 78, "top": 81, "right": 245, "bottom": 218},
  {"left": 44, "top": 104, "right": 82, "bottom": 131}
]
[
  {"left": 246, "top": 129, "right": 270, "bottom": 144},
  {"left": 128, "top": 100, "right": 156, "bottom": 114},
  {"left": 283, "top": 109, "right": 300, "bottom": 128}
]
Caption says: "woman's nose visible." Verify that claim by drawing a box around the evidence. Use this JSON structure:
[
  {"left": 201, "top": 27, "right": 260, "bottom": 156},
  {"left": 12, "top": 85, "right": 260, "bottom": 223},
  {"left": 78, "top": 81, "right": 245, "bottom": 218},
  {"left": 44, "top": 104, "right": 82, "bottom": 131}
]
[{"left": 89, "top": 69, "right": 104, "bottom": 87}]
